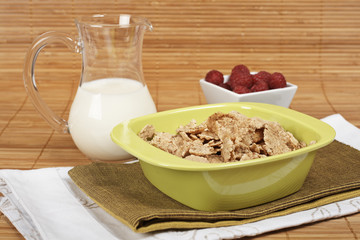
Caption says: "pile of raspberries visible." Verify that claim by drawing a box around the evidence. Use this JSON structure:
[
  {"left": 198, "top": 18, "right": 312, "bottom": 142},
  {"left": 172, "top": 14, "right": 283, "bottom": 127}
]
[{"left": 205, "top": 64, "right": 287, "bottom": 94}]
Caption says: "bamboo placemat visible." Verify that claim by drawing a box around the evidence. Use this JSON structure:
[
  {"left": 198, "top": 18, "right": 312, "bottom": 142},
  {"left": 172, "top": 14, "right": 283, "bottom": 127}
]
[{"left": 1, "top": 0, "right": 360, "bottom": 239}]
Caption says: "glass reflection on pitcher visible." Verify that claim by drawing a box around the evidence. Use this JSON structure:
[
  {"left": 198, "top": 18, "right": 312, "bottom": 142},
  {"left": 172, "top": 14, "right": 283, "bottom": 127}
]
[{"left": 23, "top": 14, "right": 157, "bottom": 161}]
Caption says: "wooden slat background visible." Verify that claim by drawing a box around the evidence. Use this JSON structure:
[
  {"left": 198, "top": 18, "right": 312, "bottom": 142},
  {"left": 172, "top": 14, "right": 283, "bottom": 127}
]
[{"left": 0, "top": 0, "right": 359, "bottom": 239}]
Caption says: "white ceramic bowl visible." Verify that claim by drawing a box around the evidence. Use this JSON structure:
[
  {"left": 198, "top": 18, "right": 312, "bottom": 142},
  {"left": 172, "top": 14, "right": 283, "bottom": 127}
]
[{"left": 200, "top": 74, "right": 298, "bottom": 108}]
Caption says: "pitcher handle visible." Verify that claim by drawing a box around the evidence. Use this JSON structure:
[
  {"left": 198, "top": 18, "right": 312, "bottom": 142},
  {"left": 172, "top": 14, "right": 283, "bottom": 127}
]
[{"left": 23, "top": 31, "right": 79, "bottom": 133}]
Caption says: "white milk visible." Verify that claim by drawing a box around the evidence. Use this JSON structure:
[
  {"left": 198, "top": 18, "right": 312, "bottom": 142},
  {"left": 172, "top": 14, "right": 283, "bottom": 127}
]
[{"left": 68, "top": 78, "right": 157, "bottom": 161}]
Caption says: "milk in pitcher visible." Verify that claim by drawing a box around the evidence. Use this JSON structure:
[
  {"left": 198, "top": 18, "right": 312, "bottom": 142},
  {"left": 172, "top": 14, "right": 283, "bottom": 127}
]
[{"left": 68, "top": 78, "right": 157, "bottom": 161}]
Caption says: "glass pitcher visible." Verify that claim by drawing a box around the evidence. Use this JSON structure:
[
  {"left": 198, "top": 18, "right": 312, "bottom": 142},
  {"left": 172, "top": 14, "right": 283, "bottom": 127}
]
[{"left": 23, "top": 14, "right": 157, "bottom": 161}]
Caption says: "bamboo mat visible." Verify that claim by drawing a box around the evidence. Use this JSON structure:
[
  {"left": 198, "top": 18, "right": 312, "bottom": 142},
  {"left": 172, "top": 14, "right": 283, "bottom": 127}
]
[{"left": 0, "top": 0, "right": 360, "bottom": 239}]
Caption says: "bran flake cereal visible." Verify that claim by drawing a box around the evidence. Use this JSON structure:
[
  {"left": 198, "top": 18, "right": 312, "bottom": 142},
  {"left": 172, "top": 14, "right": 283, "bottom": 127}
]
[{"left": 138, "top": 111, "right": 312, "bottom": 163}]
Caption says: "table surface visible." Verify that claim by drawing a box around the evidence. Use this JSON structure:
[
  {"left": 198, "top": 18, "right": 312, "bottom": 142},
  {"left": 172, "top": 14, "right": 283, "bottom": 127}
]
[{"left": 1, "top": 0, "right": 360, "bottom": 239}]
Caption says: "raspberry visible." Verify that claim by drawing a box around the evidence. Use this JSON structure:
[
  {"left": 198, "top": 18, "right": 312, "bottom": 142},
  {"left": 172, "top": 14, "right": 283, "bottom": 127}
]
[
  {"left": 219, "top": 83, "right": 231, "bottom": 90},
  {"left": 233, "top": 85, "right": 251, "bottom": 94},
  {"left": 253, "top": 71, "right": 272, "bottom": 84},
  {"left": 205, "top": 70, "right": 224, "bottom": 85},
  {"left": 269, "top": 72, "right": 287, "bottom": 89},
  {"left": 231, "top": 64, "right": 250, "bottom": 75},
  {"left": 228, "top": 71, "right": 253, "bottom": 89},
  {"left": 251, "top": 80, "right": 269, "bottom": 92}
]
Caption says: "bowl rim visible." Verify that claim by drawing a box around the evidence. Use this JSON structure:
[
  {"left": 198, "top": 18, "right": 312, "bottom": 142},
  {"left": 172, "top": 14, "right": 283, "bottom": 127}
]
[{"left": 111, "top": 102, "right": 335, "bottom": 171}]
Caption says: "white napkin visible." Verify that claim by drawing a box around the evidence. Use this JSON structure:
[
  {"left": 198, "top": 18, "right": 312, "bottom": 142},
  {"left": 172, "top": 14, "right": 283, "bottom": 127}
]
[{"left": 1, "top": 114, "right": 360, "bottom": 240}]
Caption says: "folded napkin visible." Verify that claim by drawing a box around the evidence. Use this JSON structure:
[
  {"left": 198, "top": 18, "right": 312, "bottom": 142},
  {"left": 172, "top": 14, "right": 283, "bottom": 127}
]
[
  {"left": 0, "top": 114, "right": 360, "bottom": 240},
  {"left": 68, "top": 140, "right": 360, "bottom": 233}
]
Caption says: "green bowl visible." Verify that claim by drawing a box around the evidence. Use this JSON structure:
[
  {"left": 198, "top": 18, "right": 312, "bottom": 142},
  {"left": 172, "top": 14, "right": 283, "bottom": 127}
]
[{"left": 111, "top": 102, "right": 335, "bottom": 211}]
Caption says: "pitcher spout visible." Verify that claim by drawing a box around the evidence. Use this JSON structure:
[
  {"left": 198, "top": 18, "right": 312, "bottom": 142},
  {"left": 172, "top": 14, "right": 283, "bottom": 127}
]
[
  {"left": 143, "top": 18, "right": 153, "bottom": 32},
  {"left": 118, "top": 14, "right": 152, "bottom": 31}
]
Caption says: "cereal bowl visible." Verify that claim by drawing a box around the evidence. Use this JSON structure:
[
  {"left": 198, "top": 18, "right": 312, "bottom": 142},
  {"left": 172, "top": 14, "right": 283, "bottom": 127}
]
[
  {"left": 200, "top": 74, "right": 298, "bottom": 107},
  {"left": 111, "top": 102, "right": 335, "bottom": 211}
]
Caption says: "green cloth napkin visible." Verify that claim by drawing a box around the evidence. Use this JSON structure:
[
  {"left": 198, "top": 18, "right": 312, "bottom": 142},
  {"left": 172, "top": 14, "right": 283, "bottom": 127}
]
[{"left": 69, "top": 140, "right": 360, "bottom": 233}]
